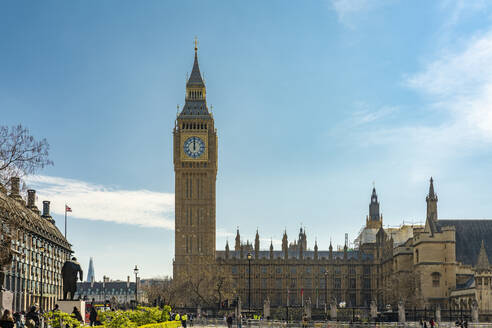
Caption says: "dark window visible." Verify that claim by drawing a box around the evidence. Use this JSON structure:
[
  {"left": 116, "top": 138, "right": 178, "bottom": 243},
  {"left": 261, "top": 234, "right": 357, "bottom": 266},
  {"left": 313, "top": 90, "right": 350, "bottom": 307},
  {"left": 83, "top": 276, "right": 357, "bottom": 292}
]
[
  {"left": 334, "top": 278, "right": 341, "bottom": 289},
  {"left": 432, "top": 272, "right": 440, "bottom": 287},
  {"left": 350, "top": 278, "right": 356, "bottom": 289}
]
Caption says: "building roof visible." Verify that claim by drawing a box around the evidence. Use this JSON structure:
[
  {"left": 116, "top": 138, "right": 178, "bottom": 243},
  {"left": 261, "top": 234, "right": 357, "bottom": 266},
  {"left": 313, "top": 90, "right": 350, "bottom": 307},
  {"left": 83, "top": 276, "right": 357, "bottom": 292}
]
[
  {"left": 178, "top": 100, "right": 211, "bottom": 118},
  {"left": 76, "top": 281, "right": 136, "bottom": 295},
  {"left": 187, "top": 50, "right": 205, "bottom": 87},
  {"left": 0, "top": 190, "right": 71, "bottom": 250},
  {"left": 437, "top": 219, "right": 492, "bottom": 266}
]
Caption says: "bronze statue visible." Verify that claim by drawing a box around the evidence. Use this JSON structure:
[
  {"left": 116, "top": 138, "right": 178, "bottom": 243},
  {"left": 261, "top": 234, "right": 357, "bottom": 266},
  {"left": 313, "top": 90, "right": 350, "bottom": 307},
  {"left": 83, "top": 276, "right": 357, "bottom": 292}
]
[{"left": 61, "top": 257, "right": 83, "bottom": 300}]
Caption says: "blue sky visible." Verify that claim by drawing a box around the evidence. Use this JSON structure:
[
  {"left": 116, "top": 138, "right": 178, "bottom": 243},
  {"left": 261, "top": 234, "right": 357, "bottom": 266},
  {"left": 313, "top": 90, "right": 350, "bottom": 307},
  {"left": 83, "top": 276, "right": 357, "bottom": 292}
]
[{"left": 2, "top": 0, "right": 492, "bottom": 280}]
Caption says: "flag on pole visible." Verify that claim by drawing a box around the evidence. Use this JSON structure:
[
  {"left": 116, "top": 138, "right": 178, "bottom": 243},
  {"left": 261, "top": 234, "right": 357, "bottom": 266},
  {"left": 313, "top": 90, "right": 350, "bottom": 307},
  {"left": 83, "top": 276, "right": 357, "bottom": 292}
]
[{"left": 65, "top": 205, "right": 72, "bottom": 212}]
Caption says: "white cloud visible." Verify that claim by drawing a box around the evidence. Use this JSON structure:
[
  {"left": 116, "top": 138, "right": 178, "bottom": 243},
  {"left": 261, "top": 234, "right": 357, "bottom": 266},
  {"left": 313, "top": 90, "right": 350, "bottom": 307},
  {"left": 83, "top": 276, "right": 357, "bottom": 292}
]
[
  {"left": 330, "top": 0, "right": 390, "bottom": 28},
  {"left": 406, "top": 30, "right": 492, "bottom": 142},
  {"left": 351, "top": 105, "right": 398, "bottom": 125},
  {"left": 25, "top": 175, "right": 175, "bottom": 229}
]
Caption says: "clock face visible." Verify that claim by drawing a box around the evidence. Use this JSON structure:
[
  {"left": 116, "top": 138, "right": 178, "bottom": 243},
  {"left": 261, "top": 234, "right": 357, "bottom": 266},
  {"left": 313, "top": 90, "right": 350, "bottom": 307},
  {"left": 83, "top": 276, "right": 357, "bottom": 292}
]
[{"left": 183, "top": 136, "right": 206, "bottom": 158}]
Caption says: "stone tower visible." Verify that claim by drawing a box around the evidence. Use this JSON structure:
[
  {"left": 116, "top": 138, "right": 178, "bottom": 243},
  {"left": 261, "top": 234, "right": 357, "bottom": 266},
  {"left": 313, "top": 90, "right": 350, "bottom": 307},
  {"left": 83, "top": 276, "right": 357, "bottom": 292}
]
[
  {"left": 173, "top": 42, "right": 218, "bottom": 279},
  {"left": 426, "top": 177, "right": 438, "bottom": 222},
  {"left": 366, "top": 187, "right": 382, "bottom": 229}
]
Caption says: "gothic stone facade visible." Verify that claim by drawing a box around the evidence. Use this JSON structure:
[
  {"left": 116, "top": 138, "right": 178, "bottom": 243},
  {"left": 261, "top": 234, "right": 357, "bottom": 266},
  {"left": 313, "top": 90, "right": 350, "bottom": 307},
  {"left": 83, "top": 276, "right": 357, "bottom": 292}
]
[{"left": 173, "top": 48, "right": 492, "bottom": 312}]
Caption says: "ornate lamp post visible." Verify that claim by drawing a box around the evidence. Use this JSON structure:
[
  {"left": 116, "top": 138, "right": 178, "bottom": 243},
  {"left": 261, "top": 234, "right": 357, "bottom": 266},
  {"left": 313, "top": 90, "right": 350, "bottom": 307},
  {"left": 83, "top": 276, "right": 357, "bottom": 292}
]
[
  {"left": 247, "top": 252, "right": 252, "bottom": 311},
  {"left": 39, "top": 245, "right": 45, "bottom": 313},
  {"left": 134, "top": 265, "right": 139, "bottom": 307}
]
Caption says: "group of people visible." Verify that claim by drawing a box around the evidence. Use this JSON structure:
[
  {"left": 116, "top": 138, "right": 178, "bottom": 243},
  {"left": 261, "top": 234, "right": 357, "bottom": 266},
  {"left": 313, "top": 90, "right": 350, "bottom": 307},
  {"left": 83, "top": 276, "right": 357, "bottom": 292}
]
[
  {"left": 0, "top": 304, "right": 87, "bottom": 328},
  {"left": 0, "top": 305, "right": 43, "bottom": 328},
  {"left": 455, "top": 318, "right": 469, "bottom": 327},
  {"left": 170, "top": 312, "right": 192, "bottom": 328}
]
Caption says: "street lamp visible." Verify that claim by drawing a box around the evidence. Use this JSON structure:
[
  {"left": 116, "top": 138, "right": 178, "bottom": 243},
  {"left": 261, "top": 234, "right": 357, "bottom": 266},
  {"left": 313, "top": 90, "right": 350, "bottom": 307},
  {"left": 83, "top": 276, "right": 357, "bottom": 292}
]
[
  {"left": 134, "top": 265, "right": 139, "bottom": 307},
  {"left": 247, "top": 252, "right": 252, "bottom": 312},
  {"left": 39, "top": 246, "right": 45, "bottom": 313},
  {"left": 324, "top": 269, "right": 328, "bottom": 320}
]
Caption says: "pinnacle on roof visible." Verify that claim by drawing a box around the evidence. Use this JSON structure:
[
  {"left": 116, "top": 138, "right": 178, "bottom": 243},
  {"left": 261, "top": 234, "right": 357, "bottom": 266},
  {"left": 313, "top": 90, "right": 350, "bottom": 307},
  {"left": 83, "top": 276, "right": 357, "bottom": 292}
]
[
  {"left": 371, "top": 187, "right": 377, "bottom": 201},
  {"left": 428, "top": 177, "right": 437, "bottom": 199},
  {"left": 476, "top": 240, "right": 490, "bottom": 270},
  {"left": 187, "top": 38, "right": 205, "bottom": 87}
]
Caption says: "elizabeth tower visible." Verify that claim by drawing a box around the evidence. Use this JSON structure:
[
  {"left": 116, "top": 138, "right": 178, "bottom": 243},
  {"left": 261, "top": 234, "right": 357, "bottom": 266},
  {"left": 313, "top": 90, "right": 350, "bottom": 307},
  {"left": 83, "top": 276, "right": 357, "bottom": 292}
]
[{"left": 173, "top": 43, "right": 217, "bottom": 279}]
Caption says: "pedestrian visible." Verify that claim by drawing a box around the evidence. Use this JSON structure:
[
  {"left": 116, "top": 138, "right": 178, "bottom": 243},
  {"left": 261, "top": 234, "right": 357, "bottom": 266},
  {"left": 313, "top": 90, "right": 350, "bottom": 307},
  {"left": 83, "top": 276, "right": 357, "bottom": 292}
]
[
  {"left": 12, "top": 313, "right": 20, "bottom": 328},
  {"left": 19, "top": 312, "right": 25, "bottom": 328},
  {"left": 52, "top": 304, "right": 59, "bottom": 312},
  {"left": 423, "top": 321, "right": 428, "bottom": 328},
  {"left": 72, "top": 307, "right": 83, "bottom": 323},
  {"left": 182, "top": 313, "right": 188, "bottom": 328},
  {"left": 175, "top": 313, "right": 180, "bottom": 322},
  {"left": 89, "top": 306, "right": 98, "bottom": 326},
  {"left": 430, "top": 318, "right": 435, "bottom": 327},
  {"left": 237, "top": 313, "right": 242, "bottom": 328},
  {"left": 226, "top": 314, "right": 233, "bottom": 328},
  {"left": 25, "top": 306, "right": 39, "bottom": 328},
  {"left": 0, "top": 310, "right": 15, "bottom": 328}
]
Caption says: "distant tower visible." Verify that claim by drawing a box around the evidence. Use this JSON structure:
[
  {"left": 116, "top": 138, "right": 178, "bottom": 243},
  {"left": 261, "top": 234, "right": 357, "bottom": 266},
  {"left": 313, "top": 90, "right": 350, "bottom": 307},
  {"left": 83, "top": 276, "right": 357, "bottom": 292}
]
[
  {"left": 366, "top": 186, "right": 382, "bottom": 229},
  {"left": 426, "top": 177, "right": 438, "bottom": 222},
  {"left": 87, "top": 257, "right": 95, "bottom": 282}
]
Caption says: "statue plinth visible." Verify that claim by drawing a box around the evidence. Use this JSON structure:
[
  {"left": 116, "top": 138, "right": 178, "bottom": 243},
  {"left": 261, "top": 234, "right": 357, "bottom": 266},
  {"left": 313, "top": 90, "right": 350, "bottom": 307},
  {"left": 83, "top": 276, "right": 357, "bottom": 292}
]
[
  {"left": 58, "top": 300, "right": 86, "bottom": 323},
  {"left": 0, "top": 290, "right": 13, "bottom": 312}
]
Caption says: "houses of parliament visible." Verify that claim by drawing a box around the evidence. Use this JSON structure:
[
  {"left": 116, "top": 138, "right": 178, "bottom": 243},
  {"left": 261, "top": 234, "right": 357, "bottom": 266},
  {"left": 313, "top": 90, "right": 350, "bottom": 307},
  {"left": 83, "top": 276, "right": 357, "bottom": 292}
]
[{"left": 173, "top": 44, "right": 492, "bottom": 312}]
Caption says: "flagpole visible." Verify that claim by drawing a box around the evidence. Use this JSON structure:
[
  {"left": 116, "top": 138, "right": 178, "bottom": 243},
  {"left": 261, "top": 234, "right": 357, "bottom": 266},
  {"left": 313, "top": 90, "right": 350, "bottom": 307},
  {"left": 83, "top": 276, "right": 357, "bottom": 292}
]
[{"left": 65, "top": 204, "right": 67, "bottom": 239}]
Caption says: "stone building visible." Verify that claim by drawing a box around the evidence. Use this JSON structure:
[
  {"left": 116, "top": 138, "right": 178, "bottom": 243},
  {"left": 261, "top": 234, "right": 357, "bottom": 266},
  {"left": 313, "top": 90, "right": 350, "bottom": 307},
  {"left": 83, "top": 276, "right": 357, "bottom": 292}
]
[
  {"left": 172, "top": 45, "right": 492, "bottom": 314},
  {"left": 76, "top": 276, "right": 147, "bottom": 306},
  {"left": 0, "top": 177, "right": 72, "bottom": 312}
]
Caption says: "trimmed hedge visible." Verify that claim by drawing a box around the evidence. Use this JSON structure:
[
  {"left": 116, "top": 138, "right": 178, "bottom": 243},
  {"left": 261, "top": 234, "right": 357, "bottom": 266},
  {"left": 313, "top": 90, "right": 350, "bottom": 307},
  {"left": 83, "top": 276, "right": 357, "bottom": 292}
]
[
  {"left": 91, "top": 320, "right": 181, "bottom": 328},
  {"left": 139, "top": 321, "right": 181, "bottom": 328}
]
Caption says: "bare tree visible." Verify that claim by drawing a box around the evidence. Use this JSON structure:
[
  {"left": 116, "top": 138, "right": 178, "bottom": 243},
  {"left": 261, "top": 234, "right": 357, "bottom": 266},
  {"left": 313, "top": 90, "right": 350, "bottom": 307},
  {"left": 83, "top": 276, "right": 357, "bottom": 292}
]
[
  {"left": 173, "top": 264, "right": 236, "bottom": 308},
  {"left": 0, "top": 124, "right": 53, "bottom": 188},
  {"left": 141, "top": 276, "right": 180, "bottom": 307}
]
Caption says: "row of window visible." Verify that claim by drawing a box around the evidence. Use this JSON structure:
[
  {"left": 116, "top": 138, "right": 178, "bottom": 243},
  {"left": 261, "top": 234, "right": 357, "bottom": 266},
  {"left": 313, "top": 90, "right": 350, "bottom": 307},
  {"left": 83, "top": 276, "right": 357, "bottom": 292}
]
[
  {"left": 231, "top": 265, "right": 371, "bottom": 275},
  {"left": 6, "top": 275, "right": 60, "bottom": 295},
  {"left": 184, "top": 176, "right": 212, "bottom": 200},
  {"left": 187, "top": 90, "right": 204, "bottom": 100},
  {"left": 185, "top": 235, "right": 205, "bottom": 254},
  {"left": 181, "top": 123, "right": 207, "bottom": 130},
  {"left": 243, "top": 277, "right": 371, "bottom": 290}
]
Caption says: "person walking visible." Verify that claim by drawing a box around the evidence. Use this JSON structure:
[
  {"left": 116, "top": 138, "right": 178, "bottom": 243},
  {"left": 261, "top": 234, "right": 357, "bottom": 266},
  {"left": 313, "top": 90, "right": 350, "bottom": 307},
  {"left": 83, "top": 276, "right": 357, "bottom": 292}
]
[
  {"left": 226, "top": 314, "right": 233, "bottom": 328},
  {"left": 181, "top": 313, "right": 188, "bottom": 328},
  {"left": 89, "top": 306, "right": 98, "bottom": 326}
]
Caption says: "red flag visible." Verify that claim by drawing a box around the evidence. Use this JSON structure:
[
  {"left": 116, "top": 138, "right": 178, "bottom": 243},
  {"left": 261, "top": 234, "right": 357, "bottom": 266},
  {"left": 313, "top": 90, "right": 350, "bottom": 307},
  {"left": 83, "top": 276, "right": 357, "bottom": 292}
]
[{"left": 65, "top": 205, "right": 72, "bottom": 212}]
